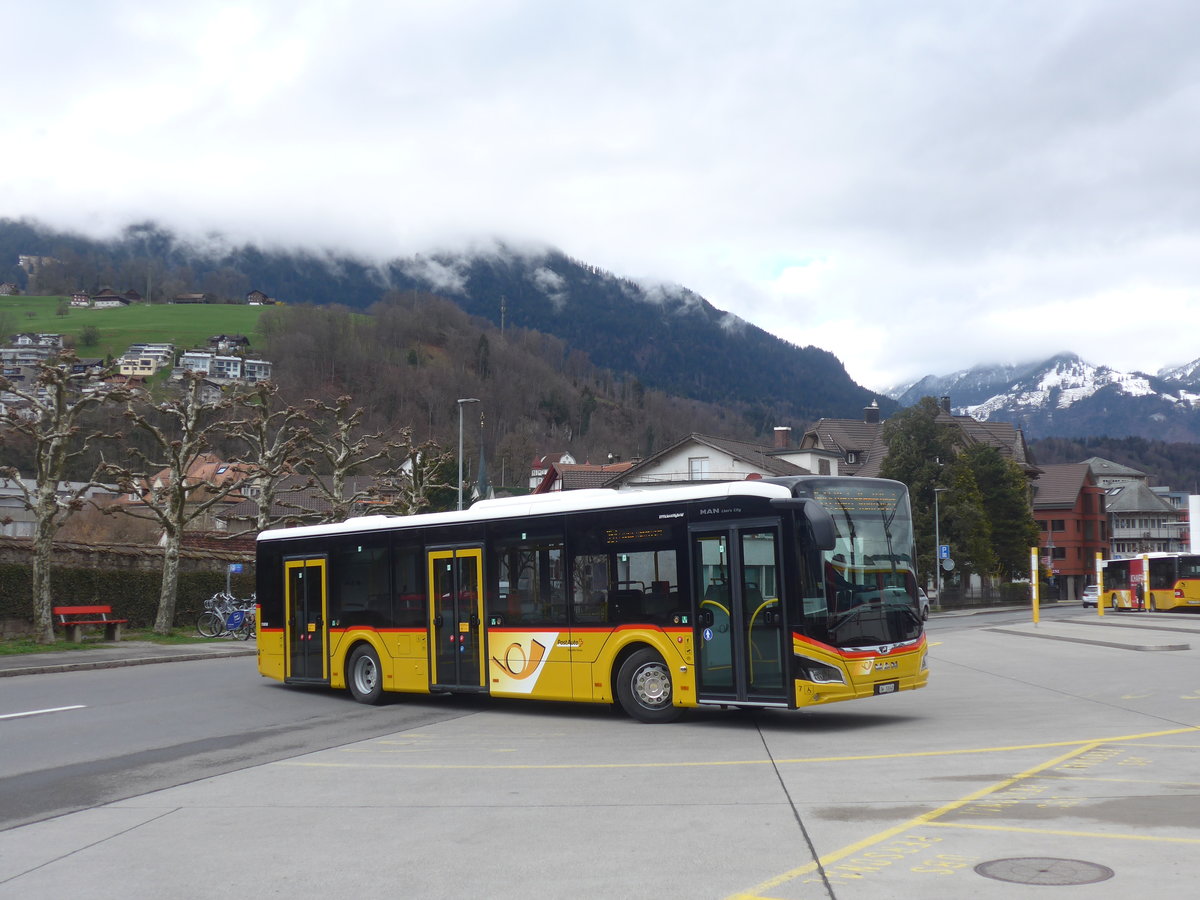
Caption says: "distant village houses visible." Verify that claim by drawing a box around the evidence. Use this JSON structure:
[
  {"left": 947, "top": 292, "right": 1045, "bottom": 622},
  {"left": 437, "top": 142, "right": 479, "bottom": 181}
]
[
  {"left": 174, "top": 335, "right": 271, "bottom": 384},
  {"left": 118, "top": 343, "right": 175, "bottom": 378}
]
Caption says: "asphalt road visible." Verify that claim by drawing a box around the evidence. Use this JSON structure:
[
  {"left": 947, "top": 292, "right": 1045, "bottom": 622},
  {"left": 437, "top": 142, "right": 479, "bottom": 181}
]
[
  {"left": 0, "top": 603, "right": 1107, "bottom": 832},
  {"left": 3, "top": 605, "right": 1198, "bottom": 898},
  {"left": 0, "top": 656, "right": 474, "bottom": 830}
]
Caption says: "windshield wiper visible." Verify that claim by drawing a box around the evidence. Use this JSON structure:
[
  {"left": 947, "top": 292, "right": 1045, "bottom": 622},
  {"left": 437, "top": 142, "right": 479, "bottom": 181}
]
[{"left": 830, "top": 597, "right": 922, "bottom": 635}]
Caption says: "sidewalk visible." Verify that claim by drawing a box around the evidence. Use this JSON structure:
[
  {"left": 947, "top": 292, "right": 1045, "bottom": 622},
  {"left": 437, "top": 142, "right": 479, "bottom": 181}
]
[
  {"left": 987, "top": 611, "right": 1200, "bottom": 651},
  {"left": 0, "top": 640, "right": 256, "bottom": 678}
]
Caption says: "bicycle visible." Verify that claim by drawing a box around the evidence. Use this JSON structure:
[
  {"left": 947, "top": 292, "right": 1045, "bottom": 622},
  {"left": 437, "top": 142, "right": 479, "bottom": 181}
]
[{"left": 197, "top": 592, "right": 256, "bottom": 640}]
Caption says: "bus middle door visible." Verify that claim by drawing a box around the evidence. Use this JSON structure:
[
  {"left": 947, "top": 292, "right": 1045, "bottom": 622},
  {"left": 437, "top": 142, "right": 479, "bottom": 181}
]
[
  {"left": 428, "top": 547, "right": 486, "bottom": 690},
  {"left": 284, "top": 557, "right": 328, "bottom": 683}
]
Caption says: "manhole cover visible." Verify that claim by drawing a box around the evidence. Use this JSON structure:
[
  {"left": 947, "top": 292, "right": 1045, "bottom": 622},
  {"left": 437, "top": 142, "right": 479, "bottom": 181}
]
[{"left": 975, "top": 857, "right": 1114, "bottom": 886}]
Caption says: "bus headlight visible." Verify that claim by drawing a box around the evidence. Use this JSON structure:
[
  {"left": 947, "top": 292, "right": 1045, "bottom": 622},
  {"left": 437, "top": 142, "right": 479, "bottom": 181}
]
[{"left": 796, "top": 656, "right": 845, "bottom": 684}]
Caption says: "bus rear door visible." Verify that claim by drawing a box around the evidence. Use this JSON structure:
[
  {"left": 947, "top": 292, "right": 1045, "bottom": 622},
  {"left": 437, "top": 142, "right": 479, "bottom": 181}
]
[{"left": 691, "top": 525, "right": 789, "bottom": 707}]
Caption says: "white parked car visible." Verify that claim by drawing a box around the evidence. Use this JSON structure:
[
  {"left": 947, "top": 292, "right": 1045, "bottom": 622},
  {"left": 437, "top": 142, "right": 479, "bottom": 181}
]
[
  {"left": 1081, "top": 585, "right": 1100, "bottom": 608},
  {"left": 916, "top": 588, "right": 931, "bottom": 621}
]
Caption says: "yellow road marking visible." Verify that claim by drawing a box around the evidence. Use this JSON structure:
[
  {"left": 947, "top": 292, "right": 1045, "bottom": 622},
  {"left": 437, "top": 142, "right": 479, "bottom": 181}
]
[
  {"left": 728, "top": 742, "right": 1098, "bottom": 899},
  {"left": 927, "top": 820, "right": 1200, "bottom": 844}
]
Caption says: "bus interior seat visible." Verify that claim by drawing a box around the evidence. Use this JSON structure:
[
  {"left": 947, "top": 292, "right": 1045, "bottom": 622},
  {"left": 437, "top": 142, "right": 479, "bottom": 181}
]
[{"left": 609, "top": 589, "right": 644, "bottom": 622}]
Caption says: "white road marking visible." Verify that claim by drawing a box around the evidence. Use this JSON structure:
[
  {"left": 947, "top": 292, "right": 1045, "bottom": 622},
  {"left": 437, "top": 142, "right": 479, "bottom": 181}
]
[{"left": 0, "top": 705, "right": 86, "bottom": 721}]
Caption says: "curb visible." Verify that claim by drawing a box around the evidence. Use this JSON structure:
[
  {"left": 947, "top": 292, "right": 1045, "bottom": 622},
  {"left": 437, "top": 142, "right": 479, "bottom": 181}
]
[
  {"left": 0, "top": 646, "right": 257, "bottom": 678},
  {"left": 986, "top": 626, "right": 1190, "bottom": 652}
]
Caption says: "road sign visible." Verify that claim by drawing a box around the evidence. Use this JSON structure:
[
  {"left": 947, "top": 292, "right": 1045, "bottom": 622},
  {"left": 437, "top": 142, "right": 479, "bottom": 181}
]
[{"left": 939, "top": 545, "right": 950, "bottom": 559}]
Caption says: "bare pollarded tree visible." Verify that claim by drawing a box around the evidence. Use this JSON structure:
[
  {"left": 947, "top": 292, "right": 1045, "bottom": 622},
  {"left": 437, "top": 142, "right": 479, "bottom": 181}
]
[
  {"left": 102, "top": 373, "right": 251, "bottom": 634},
  {"left": 224, "top": 381, "right": 314, "bottom": 534},
  {"left": 299, "top": 395, "right": 456, "bottom": 521},
  {"left": 300, "top": 395, "right": 402, "bottom": 522},
  {"left": 0, "top": 353, "right": 127, "bottom": 643}
]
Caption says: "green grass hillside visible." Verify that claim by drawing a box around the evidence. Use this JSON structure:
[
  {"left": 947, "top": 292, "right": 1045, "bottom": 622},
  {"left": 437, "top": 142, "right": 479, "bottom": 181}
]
[{"left": 0, "top": 296, "right": 266, "bottom": 360}]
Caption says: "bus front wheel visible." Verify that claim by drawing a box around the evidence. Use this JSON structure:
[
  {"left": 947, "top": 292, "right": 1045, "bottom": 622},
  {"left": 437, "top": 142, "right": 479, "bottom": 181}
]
[
  {"left": 616, "top": 648, "right": 681, "bottom": 723},
  {"left": 347, "top": 645, "right": 384, "bottom": 705}
]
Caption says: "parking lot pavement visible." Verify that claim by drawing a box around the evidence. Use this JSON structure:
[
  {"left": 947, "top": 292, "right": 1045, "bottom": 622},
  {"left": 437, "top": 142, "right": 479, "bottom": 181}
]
[{"left": 2, "top": 622, "right": 1199, "bottom": 899}]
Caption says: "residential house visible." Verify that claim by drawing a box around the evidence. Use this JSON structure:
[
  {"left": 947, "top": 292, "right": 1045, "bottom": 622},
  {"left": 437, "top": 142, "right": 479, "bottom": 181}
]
[
  {"left": 532, "top": 460, "right": 635, "bottom": 493},
  {"left": 118, "top": 342, "right": 175, "bottom": 378},
  {"left": 123, "top": 452, "right": 251, "bottom": 532},
  {"left": 70, "top": 291, "right": 91, "bottom": 308},
  {"left": 0, "top": 282, "right": 19, "bottom": 295},
  {"left": 91, "top": 288, "right": 131, "bottom": 309},
  {"left": 800, "top": 397, "right": 1038, "bottom": 478},
  {"left": 176, "top": 349, "right": 271, "bottom": 384},
  {"left": 122, "top": 288, "right": 142, "bottom": 302},
  {"left": 208, "top": 334, "right": 251, "bottom": 352},
  {"left": 171, "top": 293, "right": 211, "bottom": 304},
  {"left": 1152, "top": 487, "right": 1192, "bottom": 552},
  {"left": 601, "top": 433, "right": 812, "bottom": 489},
  {"left": 243, "top": 358, "right": 272, "bottom": 382},
  {"left": 1032, "top": 463, "right": 1108, "bottom": 602},
  {"left": 1, "top": 349, "right": 50, "bottom": 372},
  {"left": 70, "top": 358, "right": 105, "bottom": 376},
  {"left": 246, "top": 290, "right": 276, "bottom": 305},
  {"left": 12, "top": 333, "right": 63, "bottom": 349},
  {"left": 1105, "top": 482, "right": 1184, "bottom": 556},
  {"left": 529, "top": 452, "right": 576, "bottom": 490},
  {"left": 2, "top": 336, "right": 56, "bottom": 371},
  {"left": 1082, "top": 457, "right": 1187, "bottom": 556},
  {"left": 0, "top": 477, "right": 121, "bottom": 538}
]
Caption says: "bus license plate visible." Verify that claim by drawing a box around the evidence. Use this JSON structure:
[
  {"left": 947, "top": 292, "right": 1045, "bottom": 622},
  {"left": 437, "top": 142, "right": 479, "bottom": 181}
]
[{"left": 874, "top": 681, "right": 899, "bottom": 695}]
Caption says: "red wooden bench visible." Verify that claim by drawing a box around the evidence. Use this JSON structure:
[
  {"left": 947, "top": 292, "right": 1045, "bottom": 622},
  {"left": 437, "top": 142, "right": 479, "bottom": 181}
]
[{"left": 53, "top": 605, "right": 128, "bottom": 642}]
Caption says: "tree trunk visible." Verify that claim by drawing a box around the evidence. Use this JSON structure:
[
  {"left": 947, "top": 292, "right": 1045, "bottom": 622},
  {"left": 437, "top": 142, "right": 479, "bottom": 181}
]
[
  {"left": 31, "top": 513, "right": 57, "bottom": 644},
  {"left": 154, "top": 530, "right": 182, "bottom": 635}
]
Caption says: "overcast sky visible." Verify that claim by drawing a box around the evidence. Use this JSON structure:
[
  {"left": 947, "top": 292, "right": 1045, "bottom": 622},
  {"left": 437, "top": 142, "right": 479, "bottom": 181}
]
[{"left": 5, "top": 1, "right": 1199, "bottom": 391}]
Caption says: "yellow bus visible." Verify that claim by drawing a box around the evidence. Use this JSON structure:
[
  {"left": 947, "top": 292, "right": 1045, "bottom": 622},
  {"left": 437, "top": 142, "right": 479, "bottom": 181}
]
[
  {"left": 1101, "top": 554, "right": 1200, "bottom": 612},
  {"left": 1099, "top": 558, "right": 1141, "bottom": 610},
  {"left": 1146, "top": 553, "right": 1200, "bottom": 611},
  {"left": 254, "top": 476, "right": 928, "bottom": 722}
]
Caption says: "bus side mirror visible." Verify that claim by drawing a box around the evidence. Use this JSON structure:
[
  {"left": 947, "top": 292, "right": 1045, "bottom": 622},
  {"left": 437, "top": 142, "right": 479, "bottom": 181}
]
[
  {"left": 772, "top": 498, "right": 836, "bottom": 551},
  {"left": 805, "top": 504, "right": 836, "bottom": 551}
]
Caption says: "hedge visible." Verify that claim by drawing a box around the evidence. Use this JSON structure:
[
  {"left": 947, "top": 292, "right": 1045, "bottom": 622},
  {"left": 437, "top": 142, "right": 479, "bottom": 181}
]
[{"left": 0, "top": 563, "right": 255, "bottom": 629}]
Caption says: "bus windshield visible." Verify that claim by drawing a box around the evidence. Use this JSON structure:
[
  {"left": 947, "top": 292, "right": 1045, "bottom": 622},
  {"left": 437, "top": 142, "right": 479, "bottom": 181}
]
[{"left": 796, "top": 479, "right": 922, "bottom": 648}]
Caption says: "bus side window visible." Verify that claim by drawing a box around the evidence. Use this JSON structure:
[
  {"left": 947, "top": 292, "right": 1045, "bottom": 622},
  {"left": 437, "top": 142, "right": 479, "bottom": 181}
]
[{"left": 570, "top": 554, "right": 610, "bottom": 624}]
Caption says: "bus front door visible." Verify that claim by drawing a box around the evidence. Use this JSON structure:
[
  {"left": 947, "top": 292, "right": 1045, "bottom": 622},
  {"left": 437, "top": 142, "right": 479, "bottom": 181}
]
[
  {"left": 692, "top": 526, "right": 788, "bottom": 706},
  {"left": 284, "top": 557, "right": 328, "bottom": 682},
  {"left": 428, "top": 547, "right": 486, "bottom": 690}
]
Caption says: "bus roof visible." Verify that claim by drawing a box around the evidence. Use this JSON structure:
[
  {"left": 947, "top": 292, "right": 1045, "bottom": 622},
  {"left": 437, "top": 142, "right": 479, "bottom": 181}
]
[{"left": 256, "top": 480, "right": 798, "bottom": 543}]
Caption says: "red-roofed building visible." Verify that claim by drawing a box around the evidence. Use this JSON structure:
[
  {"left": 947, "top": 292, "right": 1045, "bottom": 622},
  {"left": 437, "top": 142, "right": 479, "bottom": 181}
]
[{"left": 1032, "top": 463, "right": 1108, "bottom": 602}]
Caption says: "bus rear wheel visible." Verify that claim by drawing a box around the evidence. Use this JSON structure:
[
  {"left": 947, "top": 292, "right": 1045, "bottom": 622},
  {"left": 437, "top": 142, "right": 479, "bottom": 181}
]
[
  {"left": 347, "top": 645, "right": 384, "bottom": 705},
  {"left": 616, "top": 648, "right": 681, "bottom": 723}
]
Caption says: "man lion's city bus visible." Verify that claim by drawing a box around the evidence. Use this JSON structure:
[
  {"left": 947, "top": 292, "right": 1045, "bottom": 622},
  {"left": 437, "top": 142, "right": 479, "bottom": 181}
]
[
  {"left": 254, "top": 476, "right": 928, "bottom": 722},
  {"left": 1102, "top": 553, "right": 1200, "bottom": 612}
]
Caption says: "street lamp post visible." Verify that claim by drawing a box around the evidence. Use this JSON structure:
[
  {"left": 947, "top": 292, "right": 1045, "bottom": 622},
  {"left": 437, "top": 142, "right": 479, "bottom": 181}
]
[
  {"left": 457, "top": 398, "right": 479, "bottom": 510},
  {"left": 933, "top": 487, "right": 949, "bottom": 606}
]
